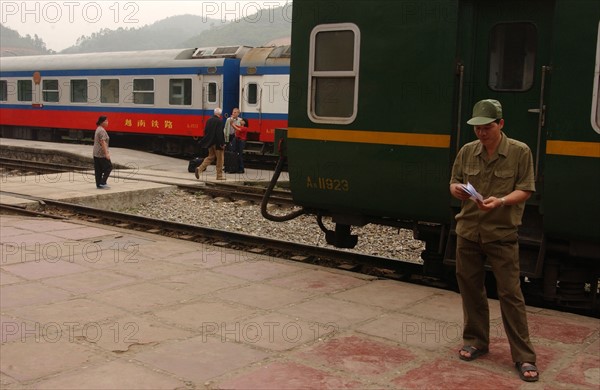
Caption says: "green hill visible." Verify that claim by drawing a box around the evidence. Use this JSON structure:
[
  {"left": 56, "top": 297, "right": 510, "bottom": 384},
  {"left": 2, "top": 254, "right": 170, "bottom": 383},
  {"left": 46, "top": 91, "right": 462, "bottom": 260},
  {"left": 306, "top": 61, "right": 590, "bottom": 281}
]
[{"left": 0, "top": 24, "right": 54, "bottom": 56}]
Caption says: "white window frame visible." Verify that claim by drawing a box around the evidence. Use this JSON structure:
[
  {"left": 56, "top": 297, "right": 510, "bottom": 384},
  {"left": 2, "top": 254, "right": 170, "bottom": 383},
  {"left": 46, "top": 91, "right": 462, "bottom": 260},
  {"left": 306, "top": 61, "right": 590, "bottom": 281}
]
[
  {"left": 592, "top": 20, "right": 600, "bottom": 134},
  {"left": 308, "top": 23, "right": 360, "bottom": 124}
]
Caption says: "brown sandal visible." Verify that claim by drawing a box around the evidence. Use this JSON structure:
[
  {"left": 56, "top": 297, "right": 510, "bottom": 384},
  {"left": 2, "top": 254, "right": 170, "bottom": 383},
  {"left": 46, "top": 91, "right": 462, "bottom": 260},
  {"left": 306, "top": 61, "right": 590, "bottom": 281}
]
[
  {"left": 458, "top": 346, "right": 488, "bottom": 361},
  {"left": 515, "top": 362, "right": 539, "bottom": 382}
]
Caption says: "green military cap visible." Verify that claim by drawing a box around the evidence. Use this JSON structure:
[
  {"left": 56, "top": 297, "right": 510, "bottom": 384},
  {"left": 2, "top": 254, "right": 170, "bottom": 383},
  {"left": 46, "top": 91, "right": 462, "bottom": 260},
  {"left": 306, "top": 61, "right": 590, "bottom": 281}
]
[{"left": 467, "top": 99, "right": 503, "bottom": 125}]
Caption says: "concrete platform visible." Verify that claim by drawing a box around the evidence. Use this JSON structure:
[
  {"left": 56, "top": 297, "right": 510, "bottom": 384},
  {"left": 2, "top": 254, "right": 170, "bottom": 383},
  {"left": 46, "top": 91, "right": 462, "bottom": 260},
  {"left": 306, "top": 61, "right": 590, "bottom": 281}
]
[
  {"left": 0, "top": 139, "right": 286, "bottom": 209},
  {"left": 1, "top": 139, "right": 598, "bottom": 389},
  {"left": 1, "top": 215, "right": 598, "bottom": 389}
]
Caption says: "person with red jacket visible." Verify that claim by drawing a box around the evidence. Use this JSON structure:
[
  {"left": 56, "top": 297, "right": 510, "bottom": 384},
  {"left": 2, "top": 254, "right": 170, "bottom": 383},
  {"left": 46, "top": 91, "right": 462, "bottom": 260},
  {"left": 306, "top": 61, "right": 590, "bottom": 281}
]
[{"left": 231, "top": 119, "right": 249, "bottom": 174}]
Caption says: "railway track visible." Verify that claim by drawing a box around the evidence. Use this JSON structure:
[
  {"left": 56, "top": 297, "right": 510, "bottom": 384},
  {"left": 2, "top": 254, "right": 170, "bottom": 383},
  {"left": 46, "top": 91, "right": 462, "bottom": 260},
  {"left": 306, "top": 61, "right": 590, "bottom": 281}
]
[
  {"left": 0, "top": 157, "right": 294, "bottom": 206},
  {"left": 0, "top": 156, "right": 92, "bottom": 174},
  {"left": 0, "top": 196, "right": 424, "bottom": 283}
]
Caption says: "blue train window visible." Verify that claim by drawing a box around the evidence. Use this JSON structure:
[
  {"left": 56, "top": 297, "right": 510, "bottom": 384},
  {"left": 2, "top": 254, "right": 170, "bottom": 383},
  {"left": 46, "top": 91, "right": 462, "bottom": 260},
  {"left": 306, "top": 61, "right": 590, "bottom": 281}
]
[
  {"left": 489, "top": 23, "right": 537, "bottom": 91},
  {"left": 42, "top": 80, "right": 59, "bottom": 103},
  {"left": 17, "top": 80, "right": 32, "bottom": 102},
  {"left": 309, "top": 23, "right": 360, "bottom": 124},
  {"left": 169, "top": 79, "right": 191, "bottom": 106},
  {"left": 0, "top": 80, "right": 7, "bottom": 101},
  {"left": 101, "top": 79, "right": 119, "bottom": 104},
  {"left": 207, "top": 82, "right": 217, "bottom": 104},
  {"left": 133, "top": 79, "right": 154, "bottom": 105},
  {"left": 247, "top": 83, "right": 258, "bottom": 105},
  {"left": 70, "top": 80, "right": 87, "bottom": 103}
]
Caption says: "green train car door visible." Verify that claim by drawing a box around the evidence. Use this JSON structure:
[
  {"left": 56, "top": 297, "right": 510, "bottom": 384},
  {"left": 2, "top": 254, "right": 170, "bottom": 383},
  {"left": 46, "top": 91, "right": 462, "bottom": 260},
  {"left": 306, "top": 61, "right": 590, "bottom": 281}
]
[{"left": 458, "top": 0, "right": 554, "bottom": 188}]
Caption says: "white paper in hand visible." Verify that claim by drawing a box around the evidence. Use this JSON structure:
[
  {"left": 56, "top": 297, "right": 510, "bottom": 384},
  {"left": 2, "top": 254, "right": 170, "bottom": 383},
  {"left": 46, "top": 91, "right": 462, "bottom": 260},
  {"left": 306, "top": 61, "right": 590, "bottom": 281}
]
[{"left": 461, "top": 182, "right": 484, "bottom": 203}]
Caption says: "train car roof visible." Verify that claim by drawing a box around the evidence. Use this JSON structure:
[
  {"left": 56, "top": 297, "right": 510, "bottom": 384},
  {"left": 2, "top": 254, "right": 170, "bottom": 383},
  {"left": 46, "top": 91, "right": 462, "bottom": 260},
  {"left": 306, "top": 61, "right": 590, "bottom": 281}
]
[
  {"left": 240, "top": 45, "right": 291, "bottom": 67},
  {"left": 0, "top": 47, "right": 251, "bottom": 72}
]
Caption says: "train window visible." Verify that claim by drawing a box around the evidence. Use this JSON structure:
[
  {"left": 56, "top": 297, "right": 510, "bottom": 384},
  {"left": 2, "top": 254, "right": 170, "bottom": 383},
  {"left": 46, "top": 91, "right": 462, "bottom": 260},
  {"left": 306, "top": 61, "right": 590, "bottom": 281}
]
[
  {"left": 593, "top": 21, "right": 600, "bottom": 134},
  {"left": 101, "top": 79, "right": 119, "bottom": 104},
  {"left": 308, "top": 23, "right": 360, "bottom": 124},
  {"left": 133, "top": 79, "right": 154, "bottom": 105},
  {"left": 42, "top": 80, "right": 59, "bottom": 103},
  {"left": 489, "top": 23, "right": 537, "bottom": 91},
  {"left": 70, "top": 80, "right": 88, "bottom": 103},
  {"left": 0, "top": 80, "right": 7, "bottom": 101},
  {"left": 207, "top": 82, "right": 217, "bottom": 104},
  {"left": 247, "top": 83, "right": 258, "bottom": 105},
  {"left": 169, "top": 79, "right": 192, "bottom": 105},
  {"left": 17, "top": 80, "right": 32, "bottom": 102}
]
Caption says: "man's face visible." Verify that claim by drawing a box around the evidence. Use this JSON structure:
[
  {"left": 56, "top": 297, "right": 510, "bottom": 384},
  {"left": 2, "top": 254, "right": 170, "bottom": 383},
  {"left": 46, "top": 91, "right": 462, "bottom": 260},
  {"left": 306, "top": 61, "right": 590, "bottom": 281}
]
[{"left": 474, "top": 119, "right": 503, "bottom": 148}]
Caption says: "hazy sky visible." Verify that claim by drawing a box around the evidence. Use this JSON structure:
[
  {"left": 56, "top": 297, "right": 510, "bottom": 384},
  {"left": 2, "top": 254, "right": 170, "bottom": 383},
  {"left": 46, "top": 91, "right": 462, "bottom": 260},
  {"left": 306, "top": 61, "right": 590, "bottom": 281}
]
[{"left": 1, "top": 0, "right": 292, "bottom": 51}]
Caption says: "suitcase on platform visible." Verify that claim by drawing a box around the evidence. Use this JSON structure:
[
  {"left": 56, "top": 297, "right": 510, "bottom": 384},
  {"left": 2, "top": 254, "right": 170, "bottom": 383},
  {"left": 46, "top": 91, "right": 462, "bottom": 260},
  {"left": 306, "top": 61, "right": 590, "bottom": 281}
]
[{"left": 224, "top": 151, "right": 238, "bottom": 173}]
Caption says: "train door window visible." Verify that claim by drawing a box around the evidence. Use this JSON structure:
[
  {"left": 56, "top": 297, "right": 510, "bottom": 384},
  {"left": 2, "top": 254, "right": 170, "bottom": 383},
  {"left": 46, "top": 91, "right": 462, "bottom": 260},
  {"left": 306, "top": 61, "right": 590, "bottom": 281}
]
[
  {"left": 17, "top": 80, "right": 32, "bottom": 102},
  {"left": 133, "top": 79, "right": 154, "bottom": 105},
  {"left": 489, "top": 23, "right": 537, "bottom": 91},
  {"left": 101, "top": 79, "right": 119, "bottom": 104},
  {"left": 169, "top": 79, "right": 192, "bottom": 105},
  {"left": 70, "top": 79, "right": 88, "bottom": 103},
  {"left": 207, "top": 82, "right": 217, "bottom": 104},
  {"left": 308, "top": 23, "right": 360, "bottom": 124},
  {"left": 592, "top": 20, "right": 600, "bottom": 134},
  {"left": 42, "top": 79, "right": 59, "bottom": 103},
  {"left": 246, "top": 83, "right": 258, "bottom": 105},
  {"left": 0, "top": 80, "right": 7, "bottom": 101}
]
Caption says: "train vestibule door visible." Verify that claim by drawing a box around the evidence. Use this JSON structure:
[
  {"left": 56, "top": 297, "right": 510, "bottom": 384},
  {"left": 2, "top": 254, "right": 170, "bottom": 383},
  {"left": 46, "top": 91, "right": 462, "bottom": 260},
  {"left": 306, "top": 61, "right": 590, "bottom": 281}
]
[{"left": 458, "top": 0, "right": 555, "bottom": 183}]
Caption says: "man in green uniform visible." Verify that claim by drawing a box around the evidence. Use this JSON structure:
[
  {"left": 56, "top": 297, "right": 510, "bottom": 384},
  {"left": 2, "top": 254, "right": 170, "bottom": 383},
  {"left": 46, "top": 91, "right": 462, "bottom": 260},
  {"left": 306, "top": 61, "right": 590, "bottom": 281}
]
[{"left": 449, "top": 99, "right": 539, "bottom": 382}]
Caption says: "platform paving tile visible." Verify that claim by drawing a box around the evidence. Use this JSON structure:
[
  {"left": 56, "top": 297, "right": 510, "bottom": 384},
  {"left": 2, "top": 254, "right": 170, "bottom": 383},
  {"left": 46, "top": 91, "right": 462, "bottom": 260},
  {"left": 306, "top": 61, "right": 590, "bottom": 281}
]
[
  {"left": 215, "top": 283, "right": 313, "bottom": 310},
  {"left": 1, "top": 258, "right": 89, "bottom": 280},
  {"left": 267, "top": 268, "right": 370, "bottom": 293},
  {"left": 157, "top": 247, "right": 233, "bottom": 268},
  {"left": 155, "top": 269, "right": 247, "bottom": 297},
  {"left": 1, "top": 232, "right": 68, "bottom": 249},
  {"left": 92, "top": 282, "right": 199, "bottom": 312},
  {"left": 216, "top": 361, "right": 366, "bottom": 389},
  {"left": 133, "top": 335, "right": 270, "bottom": 384},
  {"left": 400, "top": 290, "right": 487, "bottom": 325},
  {"left": 86, "top": 314, "right": 196, "bottom": 353},
  {"left": 0, "top": 338, "right": 99, "bottom": 383},
  {"left": 213, "top": 258, "right": 305, "bottom": 281},
  {"left": 527, "top": 311, "right": 599, "bottom": 344},
  {"left": 153, "top": 300, "right": 257, "bottom": 331},
  {"left": 31, "top": 360, "right": 186, "bottom": 390},
  {"left": 161, "top": 247, "right": 272, "bottom": 269},
  {"left": 331, "top": 278, "right": 435, "bottom": 310},
  {"left": 41, "top": 269, "right": 138, "bottom": 294},
  {"left": 221, "top": 312, "right": 324, "bottom": 351},
  {"left": 1, "top": 219, "right": 82, "bottom": 233},
  {"left": 0, "top": 226, "right": 29, "bottom": 238},
  {"left": 0, "top": 282, "right": 72, "bottom": 309},
  {"left": 5, "top": 297, "right": 128, "bottom": 328},
  {"left": 100, "top": 257, "right": 199, "bottom": 281},
  {"left": 554, "top": 352, "right": 600, "bottom": 389},
  {"left": 0, "top": 270, "right": 25, "bottom": 286},
  {"left": 391, "top": 357, "right": 523, "bottom": 389},
  {"left": 48, "top": 226, "right": 119, "bottom": 240},
  {"left": 292, "top": 334, "right": 416, "bottom": 379},
  {"left": 355, "top": 312, "right": 460, "bottom": 350},
  {"left": 278, "top": 296, "right": 384, "bottom": 329}
]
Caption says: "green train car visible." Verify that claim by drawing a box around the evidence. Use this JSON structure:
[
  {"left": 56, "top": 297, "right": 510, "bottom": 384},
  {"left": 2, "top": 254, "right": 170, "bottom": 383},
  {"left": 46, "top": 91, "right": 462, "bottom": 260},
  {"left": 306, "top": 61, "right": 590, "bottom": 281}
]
[{"left": 275, "top": 0, "right": 600, "bottom": 313}]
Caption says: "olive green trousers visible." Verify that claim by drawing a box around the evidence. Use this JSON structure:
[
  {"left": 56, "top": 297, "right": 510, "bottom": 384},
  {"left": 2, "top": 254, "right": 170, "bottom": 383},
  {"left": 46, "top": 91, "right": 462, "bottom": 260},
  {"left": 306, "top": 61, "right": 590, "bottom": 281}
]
[{"left": 456, "top": 233, "right": 536, "bottom": 363}]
